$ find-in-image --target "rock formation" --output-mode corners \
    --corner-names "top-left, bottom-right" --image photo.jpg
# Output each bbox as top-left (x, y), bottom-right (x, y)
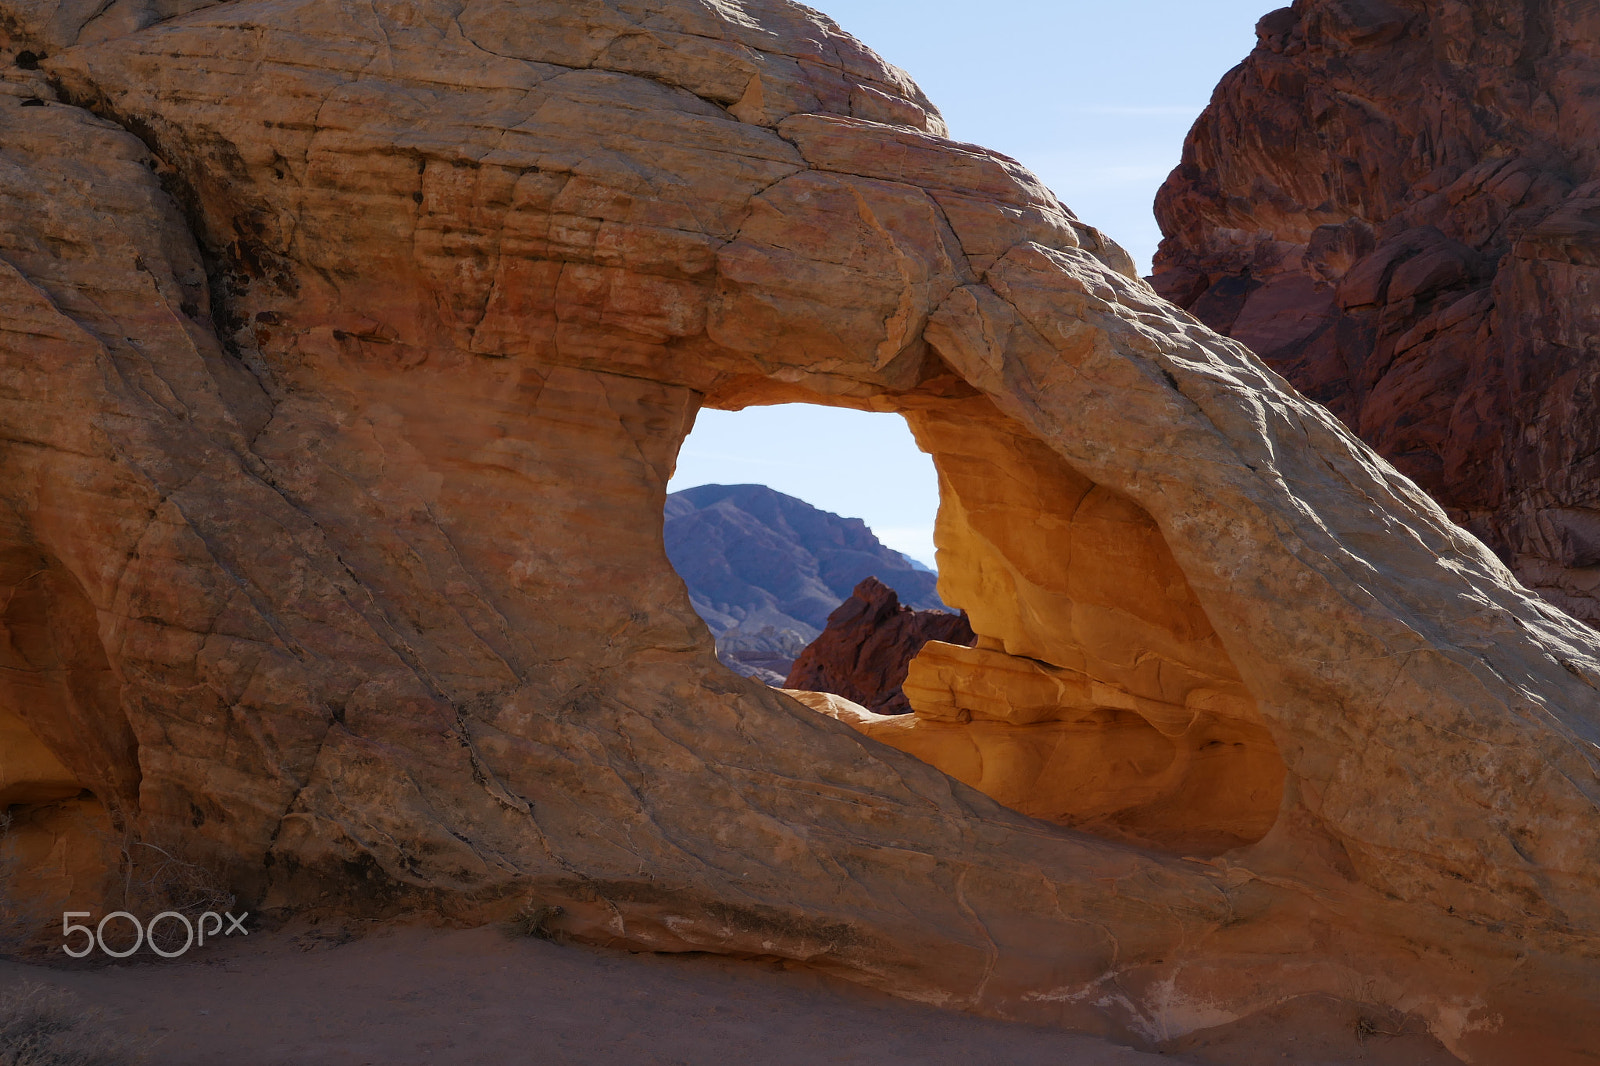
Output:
top-left (783, 576), bottom-right (973, 713)
top-left (1153, 0), bottom-right (1600, 627)
top-left (663, 483), bottom-right (943, 680)
top-left (0, 1), bottom-right (1597, 1061)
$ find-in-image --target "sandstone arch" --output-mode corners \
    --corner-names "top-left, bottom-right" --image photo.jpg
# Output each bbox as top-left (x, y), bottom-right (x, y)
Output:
top-left (0, 1), bottom-right (1596, 1060)
top-left (792, 393), bottom-right (1288, 856)
top-left (712, 386), bottom-right (1288, 857)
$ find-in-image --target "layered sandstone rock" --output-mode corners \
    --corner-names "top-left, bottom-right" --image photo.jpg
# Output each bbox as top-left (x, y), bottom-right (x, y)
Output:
top-left (825, 397), bottom-right (1286, 854)
top-left (783, 577), bottom-right (973, 713)
top-left (0, 1), bottom-right (1596, 1061)
top-left (1153, 0), bottom-right (1600, 626)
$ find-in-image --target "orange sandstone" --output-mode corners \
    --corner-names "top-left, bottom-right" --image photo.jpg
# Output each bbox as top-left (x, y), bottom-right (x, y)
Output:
top-left (0, 2), bottom-right (1594, 1062)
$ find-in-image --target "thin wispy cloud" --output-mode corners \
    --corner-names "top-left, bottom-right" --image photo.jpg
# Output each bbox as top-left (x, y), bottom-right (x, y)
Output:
top-left (1022, 156), bottom-right (1182, 192)
top-left (676, 449), bottom-right (810, 469)
top-left (1064, 104), bottom-right (1206, 116)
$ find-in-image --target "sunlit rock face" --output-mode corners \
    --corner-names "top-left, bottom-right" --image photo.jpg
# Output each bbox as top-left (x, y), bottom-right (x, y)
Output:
top-left (1153, 0), bottom-right (1600, 629)
top-left (895, 396), bottom-right (1284, 855)
top-left (0, 1), bottom-right (1598, 1060)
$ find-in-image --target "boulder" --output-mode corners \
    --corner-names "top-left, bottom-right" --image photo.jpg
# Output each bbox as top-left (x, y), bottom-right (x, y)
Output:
top-left (783, 576), bottom-right (974, 713)
top-left (0, 1), bottom-right (1596, 1060)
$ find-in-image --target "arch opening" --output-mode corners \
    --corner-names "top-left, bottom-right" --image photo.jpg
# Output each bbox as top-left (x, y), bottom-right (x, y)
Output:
top-left (665, 404), bottom-right (949, 685)
top-left (674, 386), bottom-right (1286, 859)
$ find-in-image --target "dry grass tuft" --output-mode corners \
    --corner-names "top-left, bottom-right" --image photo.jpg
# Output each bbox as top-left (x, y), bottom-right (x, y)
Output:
top-left (0, 983), bottom-right (148, 1066)
top-left (506, 902), bottom-right (564, 941)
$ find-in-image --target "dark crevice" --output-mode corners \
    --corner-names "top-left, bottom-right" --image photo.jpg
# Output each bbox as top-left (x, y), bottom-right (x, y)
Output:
top-left (1515, 0), bottom-right (1553, 83)
top-left (42, 73), bottom-right (286, 375)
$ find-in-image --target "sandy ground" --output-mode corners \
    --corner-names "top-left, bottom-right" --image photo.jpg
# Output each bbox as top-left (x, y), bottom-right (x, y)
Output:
top-left (2, 922), bottom-right (1184, 1065)
top-left (1, 921), bottom-right (1467, 1065)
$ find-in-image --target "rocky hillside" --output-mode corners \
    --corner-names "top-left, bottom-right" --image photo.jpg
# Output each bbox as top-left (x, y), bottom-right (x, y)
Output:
top-left (1154, 0), bottom-right (1600, 625)
top-left (664, 484), bottom-right (943, 681)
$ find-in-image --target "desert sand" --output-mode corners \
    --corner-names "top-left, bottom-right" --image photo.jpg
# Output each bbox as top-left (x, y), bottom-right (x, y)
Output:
top-left (1, 921), bottom-right (1471, 1065)
top-left (1, 924), bottom-right (1178, 1066)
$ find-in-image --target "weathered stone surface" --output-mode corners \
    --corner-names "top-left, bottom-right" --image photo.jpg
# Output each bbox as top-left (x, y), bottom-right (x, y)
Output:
top-left (1153, 0), bottom-right (1600, 627)
top-left (0, 2), bottom-right (1596, 1061)
top-left (783, 576), bottom-right (974, 713)
top-left (803, 392), bottom-right (1288, 853)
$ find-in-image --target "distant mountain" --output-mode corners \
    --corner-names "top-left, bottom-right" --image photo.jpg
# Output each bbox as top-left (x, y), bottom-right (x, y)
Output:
top-left (664, 484), bottom-right (945, 682)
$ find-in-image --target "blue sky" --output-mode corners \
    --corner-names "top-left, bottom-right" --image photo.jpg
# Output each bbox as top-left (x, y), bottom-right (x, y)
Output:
top-left (820, 0), bottom-right (1269, 277)
top-left (669, 1), bottom-right (1269, 566)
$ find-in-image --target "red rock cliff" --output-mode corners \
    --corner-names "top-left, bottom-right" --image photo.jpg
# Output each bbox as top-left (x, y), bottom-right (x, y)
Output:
top-left (1154, 0), bottom-right (1600, 625)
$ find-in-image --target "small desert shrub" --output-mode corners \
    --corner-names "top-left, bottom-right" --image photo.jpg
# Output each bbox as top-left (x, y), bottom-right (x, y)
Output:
top-left (507, 902), bottom-right (564, 940)
top-left (107, 839), bottom-right (236, 957)
top-left (0, 809), bottom-right (236, 958)
top-left (0, 983), bottom-right (146, 1066)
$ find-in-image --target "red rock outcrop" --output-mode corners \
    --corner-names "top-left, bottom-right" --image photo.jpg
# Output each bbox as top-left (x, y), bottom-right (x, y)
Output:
top-left (0, 2), bottom-right (1597, 1061)
top-left (784, 577), bottom-right (974, 713)
top-left (1153, 0), bottom-right (1600, 626)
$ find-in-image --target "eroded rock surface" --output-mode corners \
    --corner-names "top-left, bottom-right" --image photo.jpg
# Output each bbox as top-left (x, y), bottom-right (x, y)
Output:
top-left (815, 395), bottom-right (1287, 854)
top-left (0, 2), bottom-right (1596, 1062)
top-left (783, 577), bottom-right (973, 713)
top-left (1154, 0), bottom-right (1600, 626)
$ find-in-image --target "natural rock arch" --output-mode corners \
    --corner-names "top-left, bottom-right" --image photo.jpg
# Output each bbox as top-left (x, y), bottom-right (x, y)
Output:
top-left (897, 395), bottom-right (1284, 856)
top-left (0, 1), bottom-right (1597, 1060)
top-left (713, 387), bottom-right (1287, 857)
